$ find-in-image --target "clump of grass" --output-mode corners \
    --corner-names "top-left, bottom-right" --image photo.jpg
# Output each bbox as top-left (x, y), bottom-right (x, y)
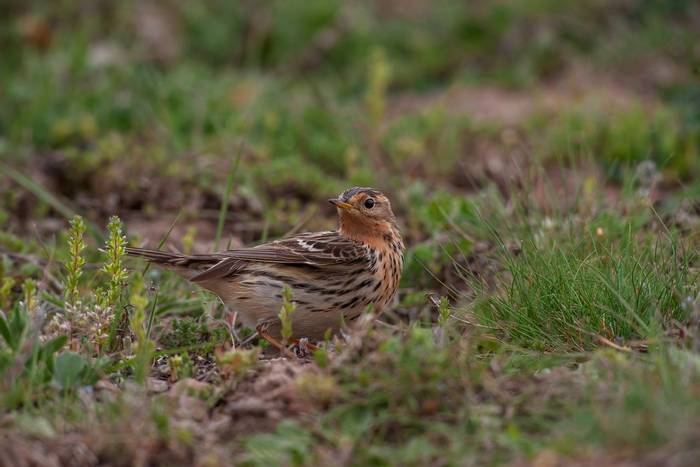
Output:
top-left (471, 214), bottom-right (696, 351)
top-left (160, 317), bottom-right (227, 354)
top-left (161, 318), bottom-right (207, 349)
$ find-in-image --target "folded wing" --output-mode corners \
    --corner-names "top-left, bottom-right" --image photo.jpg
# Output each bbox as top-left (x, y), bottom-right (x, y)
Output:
top-left (190, 231), bottom-right (369, 282)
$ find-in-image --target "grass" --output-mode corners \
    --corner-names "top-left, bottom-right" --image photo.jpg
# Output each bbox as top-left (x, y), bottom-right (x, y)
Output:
top-left (2, 1), bottom-right (700, 465)
top-left (530, 105), bottom-right (700, 180)
top-left (471, 203), bottom-right (696, 351)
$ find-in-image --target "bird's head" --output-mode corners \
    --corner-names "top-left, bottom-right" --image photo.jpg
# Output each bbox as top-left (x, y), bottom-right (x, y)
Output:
top-left (329, 187), bottom-right (400, 245)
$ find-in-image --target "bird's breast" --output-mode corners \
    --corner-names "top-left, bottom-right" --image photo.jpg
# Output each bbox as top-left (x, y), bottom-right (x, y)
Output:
top-left (372, 244), bottom-right (404, 307)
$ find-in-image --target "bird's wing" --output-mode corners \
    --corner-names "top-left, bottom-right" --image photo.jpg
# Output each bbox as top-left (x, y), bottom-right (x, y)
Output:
top-left (190, 231), bottom-right (369, 282)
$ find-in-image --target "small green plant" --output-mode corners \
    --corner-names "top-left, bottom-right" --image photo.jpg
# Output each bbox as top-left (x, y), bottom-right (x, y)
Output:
top-left (168, 353), bottom-right (194, 382)
top-left (52, 351), bottom-right (98, 392)
top-left (22, 279), bottom-right (37, 313)
top-left (0, 303), bottom-right (29, 354)
top-left (0, 301), bottom-right (69, 409)
top-left (0, 277), bottom-right (14, 310)
top-left (101, 216), bottom-right (128, 309)
top-left (130, 297), bottom-right (156, 386)
top-left (102, 216), bottom-right (129, 351)
top-left (215, 347), bottom-right (259, 377)
top-left (278, 285), bottom-right (297, 346)
top-left (161, 318), bottom-right (204, 349)
top-left (64, 215), bottom-right (87, 307)
top-left (160, 317), bottom-right (227, 354)
top-left (437, 296), bottom-right (450, 327)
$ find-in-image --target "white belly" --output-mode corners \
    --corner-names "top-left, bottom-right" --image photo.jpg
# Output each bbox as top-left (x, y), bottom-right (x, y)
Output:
top-left (201, 273), bottom-right (369, 340)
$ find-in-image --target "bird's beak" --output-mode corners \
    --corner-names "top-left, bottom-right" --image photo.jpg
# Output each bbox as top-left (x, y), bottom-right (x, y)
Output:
top-left (328, 198), bottom-right (353, 210)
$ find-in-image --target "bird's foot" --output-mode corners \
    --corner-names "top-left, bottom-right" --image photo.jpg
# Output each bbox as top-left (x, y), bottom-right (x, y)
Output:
top-left (255, 323), bottom-right (296, 359)
top-left (291, 338), bottom-right (318, 358)
top-left (255, 322), bottom-right (320, 359)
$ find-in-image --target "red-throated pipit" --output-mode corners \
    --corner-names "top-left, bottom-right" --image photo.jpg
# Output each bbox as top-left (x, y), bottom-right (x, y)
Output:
top-left (126, 187), bottom-right (404, 352)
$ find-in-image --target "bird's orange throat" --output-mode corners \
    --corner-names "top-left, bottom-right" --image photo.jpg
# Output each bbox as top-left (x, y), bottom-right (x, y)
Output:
top-left (339, 215), bottom-right (402, 250)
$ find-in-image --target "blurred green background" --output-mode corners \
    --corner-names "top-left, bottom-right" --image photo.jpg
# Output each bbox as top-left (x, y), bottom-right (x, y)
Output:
top-left (1, 0), bottom-right (699, 281)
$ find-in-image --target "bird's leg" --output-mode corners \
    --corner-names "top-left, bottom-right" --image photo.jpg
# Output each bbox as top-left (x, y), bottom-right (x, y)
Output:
top-left (225, 309), bottom-right (239, 349)
top-left (256, 322), bottom-right (296, 359)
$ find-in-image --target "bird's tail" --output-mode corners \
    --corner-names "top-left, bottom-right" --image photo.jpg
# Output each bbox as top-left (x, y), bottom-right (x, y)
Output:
top-left (125, 247), bottom-right (224, 279)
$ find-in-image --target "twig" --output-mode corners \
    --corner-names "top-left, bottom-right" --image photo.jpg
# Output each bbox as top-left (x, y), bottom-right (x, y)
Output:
top-left (557, 318), bottom-right (632, 353)
top-left (595, 335), bottom-right (631, 353)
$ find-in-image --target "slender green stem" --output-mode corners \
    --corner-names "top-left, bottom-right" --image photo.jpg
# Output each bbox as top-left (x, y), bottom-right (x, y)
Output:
top-left (1, 162), bottom-right (103, 242)
top-left (214, 147), bottom-right (243, 251)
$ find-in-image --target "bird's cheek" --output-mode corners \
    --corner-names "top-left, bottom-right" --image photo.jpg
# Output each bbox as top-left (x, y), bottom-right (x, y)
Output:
top-left (341, 209), bottom-right (360, 219)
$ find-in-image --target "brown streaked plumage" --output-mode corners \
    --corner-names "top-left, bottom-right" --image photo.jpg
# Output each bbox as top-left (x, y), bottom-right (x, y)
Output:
top-left (126, 187), bottom-right (404, 348)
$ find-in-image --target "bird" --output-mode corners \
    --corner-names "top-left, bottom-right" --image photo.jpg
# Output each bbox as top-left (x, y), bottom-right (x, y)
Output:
top-left (126, 187), bottom-right (404, 354)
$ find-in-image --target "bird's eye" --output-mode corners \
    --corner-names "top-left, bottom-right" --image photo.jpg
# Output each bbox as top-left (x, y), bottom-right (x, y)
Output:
top-left (364, 198), bottom-right (375, 209)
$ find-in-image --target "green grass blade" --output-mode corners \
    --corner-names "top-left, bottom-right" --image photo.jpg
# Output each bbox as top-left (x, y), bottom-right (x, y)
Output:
top-left (0, 162), bottom-right (103, 242)
top-left (0, 313), bottom-right (13, 350)
top-left (214, 147), bottom-right (242, 251)
top-left (141, 208), bottom-right (183, 276)
top-left (145, 289), bottom-right (159, 340)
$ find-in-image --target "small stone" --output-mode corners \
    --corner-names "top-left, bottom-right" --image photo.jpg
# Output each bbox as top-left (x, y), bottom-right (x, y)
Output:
top-left (532, 449), bottom-right (559, 467)
top-left (171, 378), bottom-right (211, 397)
top-left (147, 377), bottom-right (169, 393)
top-left (226, 397), bottom-right (269, 415)
top-left (95, 379), bottom-right (119, 393)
